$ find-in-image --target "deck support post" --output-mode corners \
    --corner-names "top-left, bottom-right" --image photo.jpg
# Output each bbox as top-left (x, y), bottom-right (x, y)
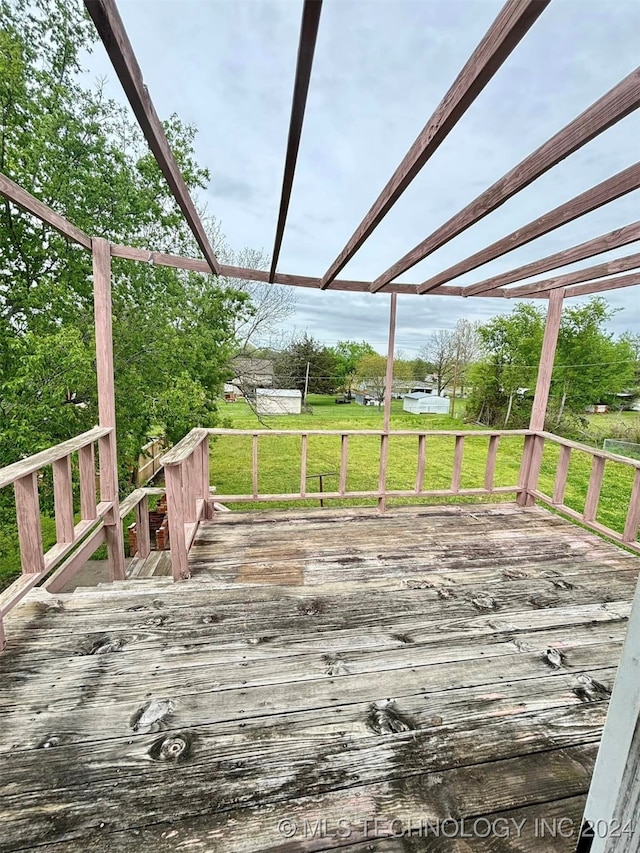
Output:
top-left (379, 293), bottom-right (397, 512)
top-left (92, 237), bottom-right (126, 580)
top-left (517, 287), bottom-right (564, 507)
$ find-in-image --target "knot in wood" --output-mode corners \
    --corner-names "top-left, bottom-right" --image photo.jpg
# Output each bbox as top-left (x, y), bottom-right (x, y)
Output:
top-left (149, 732), bottom-right (192, 763)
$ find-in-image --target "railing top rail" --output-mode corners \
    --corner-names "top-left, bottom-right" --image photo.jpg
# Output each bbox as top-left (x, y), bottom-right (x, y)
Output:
top-left (0, 426), bottom-right (112, 490)
top-left (539, 431), bottom-right (640, 470)
top-left (206, 428), bottom-right (534, 438)
top-left (160, 428), bottom-right (209, 466)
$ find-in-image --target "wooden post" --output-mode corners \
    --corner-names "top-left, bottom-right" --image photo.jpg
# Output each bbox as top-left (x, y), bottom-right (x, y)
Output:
top-left (379, 293), bottom-right (397, 512)
top-left (517, 287), bottom-right (564, 507)
top-left (135, 493), bottom-right (151, 559)
top-left (383, 293), bottom-right (397, 433)
top-left (92, 237), bottom-right (126, 580)
top-left (200, 435), bottom-right (211, 518)
top-left (165, 463), bottom-right (189, 581)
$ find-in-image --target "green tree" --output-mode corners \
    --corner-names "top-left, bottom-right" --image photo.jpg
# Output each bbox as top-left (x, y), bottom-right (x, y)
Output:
top-left (273, 334), bottom-right (337, 398)
top-left (331, 340), bottom-right (376, 397)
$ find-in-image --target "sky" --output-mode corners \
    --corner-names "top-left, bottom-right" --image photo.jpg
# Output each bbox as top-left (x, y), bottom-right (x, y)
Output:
top-left (81, 0), bottom-right (640, 355)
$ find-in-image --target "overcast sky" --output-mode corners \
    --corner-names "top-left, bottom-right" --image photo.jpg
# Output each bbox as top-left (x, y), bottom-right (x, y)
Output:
top-left (82, 0), bottom-right (639, 355)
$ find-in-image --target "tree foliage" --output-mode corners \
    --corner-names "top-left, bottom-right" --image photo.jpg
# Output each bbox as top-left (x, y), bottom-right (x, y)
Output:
top-left (273, 334), bottom-right (337, 397)
top-left (0, 0), bottom-right (256, 490)
top-left (465, 299), bottom-right (636, 428)
top-left (330, 340), bottom-right (376, 397)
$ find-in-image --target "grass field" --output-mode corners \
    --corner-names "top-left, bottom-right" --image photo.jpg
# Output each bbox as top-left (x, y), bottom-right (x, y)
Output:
top-left (1, 396), bottom-right (637, 591)
top-left (211, 395), bottom-right (637, 537)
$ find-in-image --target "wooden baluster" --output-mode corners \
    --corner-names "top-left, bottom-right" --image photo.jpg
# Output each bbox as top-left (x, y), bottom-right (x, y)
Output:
top-left (14, 473), bottom-right (45, 574)
top-left (415, 434), bottom-right (426, 494)
top-left (451, 435), bottom-right (464, 493)
top-left (553, 445), bottom-right (571, 505)
top-left (339, 434), bottom-right (348, 496)
top-left (165, 463), bottom-right (188, 581)
top-left (584, 456), bottom-right (606, 523)
top-left (300, 434), bottom-right (307, 498)
top-left (484, 435), bottom-right (500, 492)
top-left (378, 434), bottom-right (389, 512)
top-left (78, 443), bottom-right (97, 520)
top-left (623, 469), bottom-right (640, 543)
top-left (135, 493), bottom-right (151, 559)
top-left (52, 455), bottom-right (74, 545)
top-left (183, 453), bottom-right (197, 523)
top-left (200, 435), bottom-right (211, 518)
top-left (252, 434), bottom-right (259, 499)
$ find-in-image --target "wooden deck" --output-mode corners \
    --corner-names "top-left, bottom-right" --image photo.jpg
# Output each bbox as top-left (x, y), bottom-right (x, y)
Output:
top-left (1, 503), bottom-right (638, 852)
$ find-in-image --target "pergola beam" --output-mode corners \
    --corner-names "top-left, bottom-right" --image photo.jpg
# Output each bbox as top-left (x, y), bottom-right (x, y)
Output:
top-left (269, 0), bottom-right (322, 283)
top-left (561, 270), bottom-right (640, 299)
top-left (369, 67), bottom-right (640, 293)
top-left (505, 251), bottom-right (640, 298)
top-left (84, 0), bottom-right (221, 275)
top-left (448, 162), bottom-right (640, 295)
top-left (320, 0), bottom-right (550, 290)
top-left (109, 242), bottom-right (514, 295)
top-left (457, 221), bottom-right (640, 296)
top-left (0, 172), bottom-right (92, 250)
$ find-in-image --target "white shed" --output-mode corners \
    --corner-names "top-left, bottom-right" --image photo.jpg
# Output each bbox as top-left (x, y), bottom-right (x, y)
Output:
top-left (255, 388), bottom-right (302, 415)
top-left (403, 392), bottom-right (449, 415)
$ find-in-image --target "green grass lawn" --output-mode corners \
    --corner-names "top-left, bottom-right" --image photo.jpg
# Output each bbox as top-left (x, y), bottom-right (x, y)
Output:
top-left (211, 396), bottom-right (637, 541)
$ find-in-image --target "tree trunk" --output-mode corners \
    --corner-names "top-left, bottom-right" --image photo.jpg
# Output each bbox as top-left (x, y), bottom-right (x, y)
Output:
top-left (556, 384), bottom-right (568, 425)
top-left (504, 392), bottom-right (514, 427)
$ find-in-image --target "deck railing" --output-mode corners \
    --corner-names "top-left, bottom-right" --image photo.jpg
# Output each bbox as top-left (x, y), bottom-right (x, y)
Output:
top-left (2, 424), bottom-right (639, 646)
top-left (527, 431), bottom-right (640, 554)
top-left (0, 427), bottom-right (114, 645)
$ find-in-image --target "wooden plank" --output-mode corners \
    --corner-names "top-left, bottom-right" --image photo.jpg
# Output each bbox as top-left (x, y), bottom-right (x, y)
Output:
top-left (165, 463), bottom-right (188, 581)
top-left (183, 453), bottom-right (197, 524)
top-left (320, 0), bottom-right (550, 289)
top-left (623, 469), bottom-right (640, 543)
top-left (446, 221), bottom-right (640, 296)
top-left (457, 165), bottom-right (640, 297)
top-left (210, 485), bottom-right (519, 503)
top-left (383, 293), bottom-right (397, 433)
top-left (415, 434), bottom-right (426, 493)
top-left (538, 431), bottom-right (640, 469)
top-left (451, 435), bottom-right (465, 492)
top-left (93, 237), bottom-right (126, 581)
top-left (135, 493), bottom-right (151, 559)
top-left (584, 455), bottom-right (606, 523)
top-left (530, 289), bottom-right (564, 431)
top-left (269, 0), bottom-right (323, 282)
top-left (300, 434), bottom-right (308, 497)
top-left (553, 444), bottom-right (572, 505)
top-left (378, 434), bottom-right (389, 513)
top-left (252, 434), bottom-right (259, 499)
top-left (44, 525), bottom-right (106, 594)
top-left (78, 443), bottom-right (97, 520)
top-left (369, 67), bottom-right (640, 293)
top-left (13, 473), bottom-right (44, 575)
top-left (582, 542), bottom-right (640, 853)
top-left (484, 435), bottom-right (500, 490)
top-left (52, 455), bottom-right (75, 545)
top-left (562, 270), bottom-right (640, 299)
top-left (207, 427), bottom-right (532, 438)
top-left (505, 250), bottom-right (640, 298)
top-left (161, 428), bottom-right (208, 465)
top-left (84, 0), bottom-right (221, 274)
top-left (339, 434), bottom-right (348, 495)
top-left (0, 171), bottom-right (91, 249)
top-left (0, 426), bottom-right (110, 490)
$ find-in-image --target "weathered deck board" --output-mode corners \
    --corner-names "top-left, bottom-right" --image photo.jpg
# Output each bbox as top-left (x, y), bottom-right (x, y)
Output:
top-left (0, 503), bottom-right (637, 852)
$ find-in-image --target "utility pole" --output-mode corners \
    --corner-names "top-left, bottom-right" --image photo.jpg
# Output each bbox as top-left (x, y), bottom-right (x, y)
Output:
top-left (303, 361), bottom-right (310, 403)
